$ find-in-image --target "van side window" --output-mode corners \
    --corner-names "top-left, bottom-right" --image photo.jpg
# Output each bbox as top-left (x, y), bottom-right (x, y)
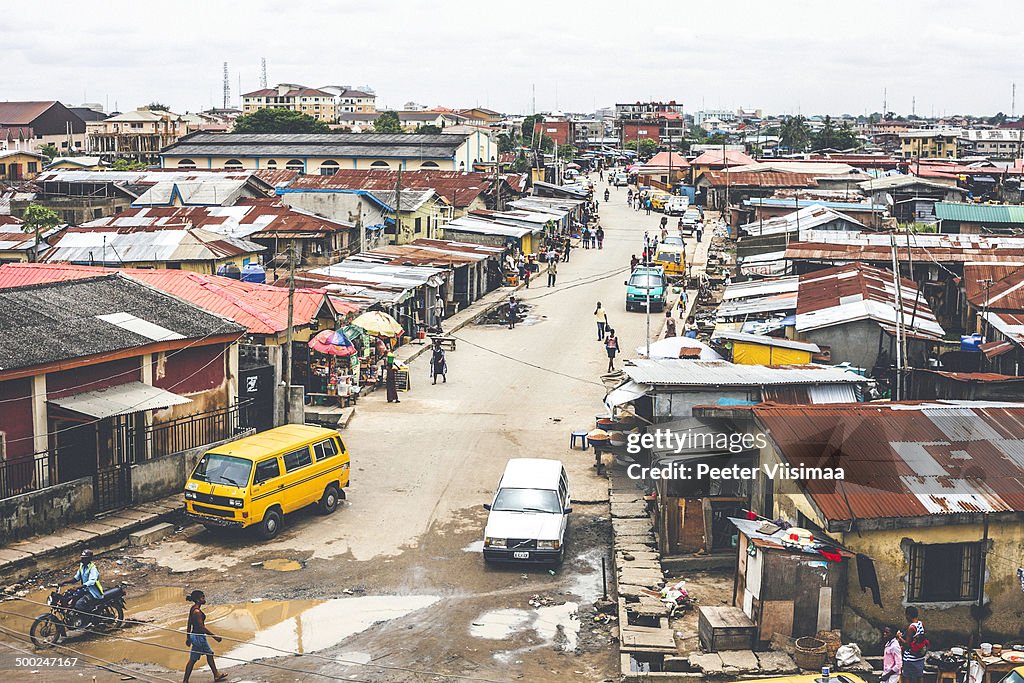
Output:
top-left (313, 438), bottom-right (338, 461)
top-left (283, 447), bottom-right (313, 472)
top-left (254, 458), bottom-right (280, 484)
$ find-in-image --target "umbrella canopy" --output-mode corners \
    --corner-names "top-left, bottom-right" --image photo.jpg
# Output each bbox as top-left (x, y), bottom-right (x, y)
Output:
top-left (636, 337), bottom-right (723, 360)
top-left (565, 162), bottom-right (581, 169)
top-left (351, 311), bottom-right (405, 337)
top-left (625, 164), bottom-right (642, 172)
top-left (308, 329), bottom-right (358, 357)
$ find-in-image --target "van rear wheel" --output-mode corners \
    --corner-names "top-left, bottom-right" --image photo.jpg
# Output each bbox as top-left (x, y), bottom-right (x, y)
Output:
top-left (318, 485), bottom-right (340, 515)
top-left (258, 508), bottom-right (282, 541)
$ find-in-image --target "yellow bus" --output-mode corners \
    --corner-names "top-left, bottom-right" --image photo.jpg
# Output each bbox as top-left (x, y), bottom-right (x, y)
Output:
top-left (184, 424), bottom-right (350, 540)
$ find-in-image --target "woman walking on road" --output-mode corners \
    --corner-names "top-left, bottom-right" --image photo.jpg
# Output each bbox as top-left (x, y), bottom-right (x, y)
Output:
top-left (604, 328), bottom-right (620, 372)
top-left (595, 226), bottom-right (605, 249)
top-left (385, 355), bottom-right (400, 403)
top-left (594, 302), bottom-right (608, 341)
top-left (430, 342), bottom-right (448, 384)
top-left (183, 590), bottom-right (227, 683)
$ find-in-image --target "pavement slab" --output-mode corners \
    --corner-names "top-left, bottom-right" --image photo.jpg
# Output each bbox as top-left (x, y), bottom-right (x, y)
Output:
top-left (618, 568), bottom-right (665, 588)
top-left (688, 653), bottom-right (725, 674)
top-left (612, 519), bottom-right (653, 535)
top-left (719, 650), bottom-right (759, 671)
top-left (756, 651), bottom-right (799, 674)
top-left (610, 501), bottom-right (647, 518)
top-left (0, 548), bottom-right (33, 564)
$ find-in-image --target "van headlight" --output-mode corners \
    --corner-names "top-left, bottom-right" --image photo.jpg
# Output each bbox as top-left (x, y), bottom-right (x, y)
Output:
top-left (228, 498), bottom-right (244, 508)
top-left (484, 537), bottom-right (506, 548)
top-left (537, 540), bottom-right (561, 550)
top-left (184, 491), bottom-right (197, 500)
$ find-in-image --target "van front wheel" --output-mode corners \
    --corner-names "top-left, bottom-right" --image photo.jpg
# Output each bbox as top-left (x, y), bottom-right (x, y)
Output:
top-left (318, 485), bottom-right (340, 515)
top-left (258, 508), bottom-right (282, 540)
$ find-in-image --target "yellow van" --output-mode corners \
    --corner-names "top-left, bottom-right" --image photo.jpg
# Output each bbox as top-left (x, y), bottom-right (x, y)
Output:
top-left (654, 242), bottom-right (686, 279)
top-left (184, 424), bottom-right (350, 540)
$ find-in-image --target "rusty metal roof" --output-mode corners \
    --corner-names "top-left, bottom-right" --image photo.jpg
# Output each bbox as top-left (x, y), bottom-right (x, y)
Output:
top-left (690, 149), bottom-right (755, 167)
top-left (0, 101), bottom-right (59, 126)
top-left (753, 401), bottom-right (1024, 521)
top-left (796, 263), bottom-right (944, 340)
top-left (624, 359), bottom-right (866, 386)
top-left (0, 263), bottom-right (332, 335)
top-left (698, 171), bottom-right (819, 188)
top-left (786, 231), bottom-right (1024, 263)
top-left (963, 263), bottom-right (1024, 309)
top-left (286, 169), bottom-right (499, 208)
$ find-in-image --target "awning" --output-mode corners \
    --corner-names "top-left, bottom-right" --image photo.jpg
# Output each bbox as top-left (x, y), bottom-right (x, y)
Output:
top-left (604, 380), bottom-right (651, 410)
top-left (48, 382), bottom-right (191, 419)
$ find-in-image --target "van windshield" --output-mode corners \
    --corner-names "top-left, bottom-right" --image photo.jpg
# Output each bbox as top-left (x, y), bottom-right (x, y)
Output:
top-left (492, 488), bottom-right (561, 513)
top-left (629, 274), bottom-right (663, 289)
top-left (192, 453), bottom-right (252, 487)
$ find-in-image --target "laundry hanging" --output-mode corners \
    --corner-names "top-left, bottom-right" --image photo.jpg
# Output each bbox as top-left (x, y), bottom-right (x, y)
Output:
top-left (857, 553), bottom-right (883, 608)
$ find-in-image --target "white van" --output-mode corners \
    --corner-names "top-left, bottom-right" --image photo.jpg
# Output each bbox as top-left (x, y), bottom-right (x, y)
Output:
top-left (483, 459), bottom-right (571, 564)
top-left (613, 172), bottom-right (629, 186)
top-left (665, 195), bottom-right (690, 216)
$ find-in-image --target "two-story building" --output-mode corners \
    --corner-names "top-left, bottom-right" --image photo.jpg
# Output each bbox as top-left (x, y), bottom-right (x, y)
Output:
top-left (86, 108), bottom-right (191, 163)
top-left (0, 101), bottom-right (88, 154)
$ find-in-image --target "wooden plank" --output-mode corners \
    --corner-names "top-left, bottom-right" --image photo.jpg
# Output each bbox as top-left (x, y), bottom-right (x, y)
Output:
top-left (759, 600), bottom-right (794, 642)
top-left (817, 586), bottom-right (832, 632)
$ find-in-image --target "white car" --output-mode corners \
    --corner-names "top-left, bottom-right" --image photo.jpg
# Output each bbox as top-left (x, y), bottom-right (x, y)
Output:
top-left (665, 195), bottom-right (690, 216)
top-left (483, 458), bottom-right (571, 564)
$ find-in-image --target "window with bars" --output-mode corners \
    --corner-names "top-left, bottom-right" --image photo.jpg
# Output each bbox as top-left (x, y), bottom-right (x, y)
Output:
top-left (907, 542), bottom-right (982, 603)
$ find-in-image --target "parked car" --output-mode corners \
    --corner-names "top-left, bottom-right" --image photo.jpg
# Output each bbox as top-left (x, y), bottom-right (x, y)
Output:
top-left (665, 195), bottom-right (690, 216)
top-left (679, 208), bottom-right (701, 234)
top-left (654, 243), bottom-right (686, 279)
top-left (483, 458), bottom-right (571, 564)
top-left (625, 265), bottom-right (667, 312)
top-left (612, 172), bottom-right (629, 186)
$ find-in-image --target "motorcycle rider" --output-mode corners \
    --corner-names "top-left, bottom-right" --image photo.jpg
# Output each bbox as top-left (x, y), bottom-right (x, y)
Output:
top-left (60, 549), bottom-right (104, 619)
top-left (603, 188), bottom-right (610, 202)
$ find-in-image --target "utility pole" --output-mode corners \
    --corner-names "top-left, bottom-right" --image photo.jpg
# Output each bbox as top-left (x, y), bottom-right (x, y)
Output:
top-left (284, 242), bottom-right (296, 424)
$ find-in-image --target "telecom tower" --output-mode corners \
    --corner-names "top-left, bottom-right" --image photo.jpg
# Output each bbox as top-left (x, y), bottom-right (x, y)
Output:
top-left (260, 58), bottom-right (268, 88)
top-left (222, 62), bottom-right (230, 109)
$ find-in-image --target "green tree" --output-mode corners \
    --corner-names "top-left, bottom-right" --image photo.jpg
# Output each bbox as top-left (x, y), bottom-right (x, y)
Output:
top-left (538, 135), bottom-right (555, 153)
top-left (111, 159), bottom-right (148, 171)
top-left (812, 116), bottom-right (859, 150)
top-left (779, 115), bottom-right (811, 152)
top-left (146, 102), bottom-right (170, 112)
top-left (232, 108), bottom-right (331, 134)
top-left (520, 114), bottom-right (544, 144)
top-left (623, 140), bottom-right (638, 150)
top-left (637, 138), bottom-right (657, 157)
top-left (416, 124), bottom-right (442, 135)
top-left (497, 132), bottom-right (515, 153)
top-left (373, 111), bottom-right (403, 134)
top-left (21, 204), bottom-right (61, 262)
top-left (37, 143), bottom-right (59, 160)
top-left (557, 143), bottom-right (577, 159)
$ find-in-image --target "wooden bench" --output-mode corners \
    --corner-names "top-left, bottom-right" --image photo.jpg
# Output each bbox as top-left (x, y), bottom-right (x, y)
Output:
top-left (433, 336), bottom-right (456, 351)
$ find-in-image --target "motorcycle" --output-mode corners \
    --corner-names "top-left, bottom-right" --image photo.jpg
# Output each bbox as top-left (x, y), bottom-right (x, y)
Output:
top-left (603, 190), bottom-right (610, 201)
top-left (30, 584), bottom-right (127, 647)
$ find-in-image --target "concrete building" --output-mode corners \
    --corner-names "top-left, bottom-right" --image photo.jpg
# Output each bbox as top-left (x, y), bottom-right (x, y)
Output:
top-left (241, 84), bottom-right (337, 122)
top-left (86, 108), bottom-right (191, 163)
top-left (319, 86), bottom-right (377, 115)
top-left (161, 132), bottom-right (497, 174)
top-left (959, 128), bottom-right (1024, 159)
top-left (899, 129), bottom-right (960, 158)
top-left (337, 111), bottom-right (467, 133)
top-left (0, 150), bottom-right (47, 181)
top-left (0, 101), bottom-right (88, 154)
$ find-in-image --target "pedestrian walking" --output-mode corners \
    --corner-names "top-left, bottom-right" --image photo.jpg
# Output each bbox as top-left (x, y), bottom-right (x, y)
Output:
top-left (630, 254), bottom-right (639, 271)
top-left (595, 226), bottom-right (605, 249)
top-left (508, 296), bottom-right (518, 329)
top-left (385, 355), bottom-right (400, 403)
top-left (523, 266), bottom-right (531, 288)
top-left (660, 226), bottom-right (668, 242)
top-left (430, 342), bottom-right (447, 384)
top-left (183, 590), bottom-right (227, 683)
top-left (696, 221), bottom-right (704, 243)
top-left (562, 237), bottom-right (571, 262)
top-left (582, 226), bottom-right (591, 249)
top-left (594, 302), bottom-right (608, 341)
top-left (644, 198), bottom-right (652, 215)
top-left (604, 328), bottom-right (620, 372)
top-left (547, 259), bottom-right (557, 287)
top-left (433, 298), bottom-right (445, 327)
top-left (665, 314), bottom-right (677, 338)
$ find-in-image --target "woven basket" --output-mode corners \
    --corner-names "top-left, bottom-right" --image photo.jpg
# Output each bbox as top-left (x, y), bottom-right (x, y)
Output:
top-left (794, 636), bottom-right (827, 670)
top-left (816, 629), bottom-right (842, 661)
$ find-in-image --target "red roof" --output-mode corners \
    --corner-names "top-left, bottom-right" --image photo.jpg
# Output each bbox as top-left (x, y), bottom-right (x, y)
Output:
top-left (786, 242), bottom-right (1024, 264)
top-left (690, 149), bottom-right (755, 167)
top-left (0, 101), bottom-right (59, 126)
top-left (0, 215), bottom-right (22, 227)
top-left (698, 171), bottom-right (819, 188)
top-left (641, 151), bottom-right (690, 169)
top-left (963, 263), bottom-right (1024, 310)
top-left (288, 169), bottom-right (505, 208)
top-left (753, 402), bottom-right (1024, 521)
top-left (0, 263), bottom-right (333, 335)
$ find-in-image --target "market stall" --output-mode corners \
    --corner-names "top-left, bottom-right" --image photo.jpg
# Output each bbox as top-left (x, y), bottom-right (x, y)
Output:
top-left (306, 329), bottom-right (360, 406)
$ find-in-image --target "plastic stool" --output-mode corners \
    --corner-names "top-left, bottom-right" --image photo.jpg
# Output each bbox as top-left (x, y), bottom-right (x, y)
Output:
top-left (570, 431), bottom-right (589, 450)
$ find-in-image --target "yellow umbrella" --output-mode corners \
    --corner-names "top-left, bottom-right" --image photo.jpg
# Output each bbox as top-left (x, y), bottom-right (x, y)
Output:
top-left (351, 311), bottom-right (405, 337)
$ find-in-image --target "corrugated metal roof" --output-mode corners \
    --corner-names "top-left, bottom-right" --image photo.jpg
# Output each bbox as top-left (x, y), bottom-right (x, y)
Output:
top-left (287, 169), bottom-right (499, 208)
top-left (786, 231), bottom-right (1024, 263)
top-left (698, 171), bottom-right (819, 188)
top-left (753, 402), bottom-right (1024, 520)
top-left (723, 276), bottom-right (800, 301)
top-left (690, 149), bottom-right (755, 166)
top-left (738, 204), bottom-right (866, 236)
top-left (623, 359), bottom-right (866, 386)
top-left (711, 330), bottom-right (820, 353)
top-left (963, 263), bottom-right (1024, 309)
top-left (0, 101), bottom-right (59, 126)
top-left (745, 198), bottom-right (887, 212)
top-left (161, 133), bottom-right (469, 160)
top-left (48, 381), bottom-right (191, 419)
top-left (0, 263), bottom-right (331, 335)
top-left (935, 202), bottom-right (1024, 224)
top-left (796, 263), bottom-right (944, 339)
top-left (43, 224), bottom-right (264, 264)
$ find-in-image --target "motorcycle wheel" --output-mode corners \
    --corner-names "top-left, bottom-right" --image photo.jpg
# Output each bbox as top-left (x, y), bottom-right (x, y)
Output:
top-left (93, 603), bottom-right (125, 630)
top-left (29, 615), bottom-right (63, 648)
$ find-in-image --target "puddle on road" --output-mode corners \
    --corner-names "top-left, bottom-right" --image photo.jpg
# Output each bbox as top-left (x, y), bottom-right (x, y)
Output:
top-left (261, 558), bottom-right (303, 572)
top-left (470, 601), bottom-right (580, 652)
top-left (0, 587), bottom-right (437, 673)
top-left (570, 549), bottom-right (607, 602)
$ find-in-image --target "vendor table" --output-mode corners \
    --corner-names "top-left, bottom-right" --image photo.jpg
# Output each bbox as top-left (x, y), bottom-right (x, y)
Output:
top-left (970, 652), bottom-right (1022, 683)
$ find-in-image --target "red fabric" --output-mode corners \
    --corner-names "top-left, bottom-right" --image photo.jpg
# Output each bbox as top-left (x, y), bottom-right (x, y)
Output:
top-left (818, 549), bottom-right (843, 562)
top-left (746, 510), bottom-right (758, 521)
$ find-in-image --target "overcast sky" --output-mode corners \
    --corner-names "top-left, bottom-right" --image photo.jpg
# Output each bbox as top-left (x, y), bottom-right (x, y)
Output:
top-left (4, 0), bottom-right (1020, 118)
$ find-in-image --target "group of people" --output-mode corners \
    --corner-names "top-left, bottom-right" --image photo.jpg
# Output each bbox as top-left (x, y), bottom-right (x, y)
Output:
top-left (580, 225), bottom-right (606, 250)
top-left (880, 606), bottom-right (931, 683)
